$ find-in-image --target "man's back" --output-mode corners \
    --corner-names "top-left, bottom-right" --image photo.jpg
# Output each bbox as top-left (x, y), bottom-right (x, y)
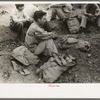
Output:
top-left (25, 22), bottom-right (38, 48)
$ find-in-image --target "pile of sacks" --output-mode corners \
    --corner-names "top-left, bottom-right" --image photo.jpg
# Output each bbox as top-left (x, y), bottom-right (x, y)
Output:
top-left (57, 35), bottom-right (90, 52)
top-left (36, 53), bottom-right (76, 83)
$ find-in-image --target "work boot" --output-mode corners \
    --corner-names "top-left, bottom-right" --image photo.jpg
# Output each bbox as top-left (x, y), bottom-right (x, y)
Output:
top-left (79, 26), bottom-right (85, 32)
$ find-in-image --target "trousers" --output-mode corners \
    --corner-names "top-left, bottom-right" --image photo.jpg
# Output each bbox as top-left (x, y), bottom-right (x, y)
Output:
top-left (28, 39), bottom-right (58, 56)
top-left (80, 15), bottom-right (100, 28)
top-left (10, 21), bottom-right (31, 42)
top-left (51, 7), bottom-right (70, 20)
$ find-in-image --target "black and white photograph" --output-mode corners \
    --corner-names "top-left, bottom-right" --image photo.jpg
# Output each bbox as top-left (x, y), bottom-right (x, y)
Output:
top-left (0, 2), bottom-right (100, 84)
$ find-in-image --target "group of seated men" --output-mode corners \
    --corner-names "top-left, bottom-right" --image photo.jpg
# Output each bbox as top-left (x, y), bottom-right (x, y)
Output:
top-left (10, 3), bottom-right (100, 57)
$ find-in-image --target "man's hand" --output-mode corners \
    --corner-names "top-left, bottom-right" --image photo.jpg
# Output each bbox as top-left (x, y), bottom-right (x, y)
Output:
top-left (84, 12), bottom-right (93, 17)
top-left (26, 17), bottom-right (34, 23)
top-left (51, 33), bottom-right (58, 39)
top-left (95, 13), bottom-right (98, 17)
top-left (95, 12), bottom-right (100, 17)
top-left (88, 13), bottom-right (94, 17)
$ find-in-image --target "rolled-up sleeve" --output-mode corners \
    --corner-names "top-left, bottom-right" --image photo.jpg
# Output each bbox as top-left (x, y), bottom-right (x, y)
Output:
top-left (34, 27), bottom-right (52, 40)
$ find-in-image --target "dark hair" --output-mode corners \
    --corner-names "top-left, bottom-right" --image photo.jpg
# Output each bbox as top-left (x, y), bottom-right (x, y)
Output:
top-left (15, 4), bottom-right (24, 9)
top-left (87, 4), bottom-right (94, 7)
top-left (34, 10), bottom-right (46, 22)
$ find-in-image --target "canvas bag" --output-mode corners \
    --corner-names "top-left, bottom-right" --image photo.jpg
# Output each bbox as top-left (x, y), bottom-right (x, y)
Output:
top-left (75, 40), bottom-right (90, 52)
top-left (12, 46), bottom-right (39, 66)
top-left (36, 54), bottom-right (76, 83)
top-left (57, 35), bottom-right (79, 50)
top-left (57, 35), bottom-right (90, 52)
top-left (67, 17), bottom-right (80, 34)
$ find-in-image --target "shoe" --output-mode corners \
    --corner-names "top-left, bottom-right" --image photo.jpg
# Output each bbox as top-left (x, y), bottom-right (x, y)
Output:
top-left (80, 27), bottom-right (91, 33)
top-left (18, 69), bottom-right (30, 76)
top-left (80, 27), bottom-right (85, 31)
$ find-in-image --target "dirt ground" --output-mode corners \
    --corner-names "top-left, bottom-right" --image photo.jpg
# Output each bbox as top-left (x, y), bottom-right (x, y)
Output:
top-left (0, 4), bottom-right (100, 83)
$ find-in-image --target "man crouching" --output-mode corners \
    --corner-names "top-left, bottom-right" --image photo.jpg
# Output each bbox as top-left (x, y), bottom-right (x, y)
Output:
top-left (25, 10), bottom-right (58, 56)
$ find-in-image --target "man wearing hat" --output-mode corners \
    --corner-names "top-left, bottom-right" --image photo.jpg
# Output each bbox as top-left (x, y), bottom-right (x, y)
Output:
top-left (25, 10), bottom-right (58, 56)
top-left (10, 4), bottom-right (33, 42)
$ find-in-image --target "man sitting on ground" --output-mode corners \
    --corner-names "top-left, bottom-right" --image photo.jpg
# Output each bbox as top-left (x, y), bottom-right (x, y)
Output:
top-left (49, 3), bottom-right (73, 21)
top-left (80, 4), bottom-right (100, 32)
top-left (25, 10), bottom-right (58, 56)
top-left (10, 4), bottom-right (33, 42)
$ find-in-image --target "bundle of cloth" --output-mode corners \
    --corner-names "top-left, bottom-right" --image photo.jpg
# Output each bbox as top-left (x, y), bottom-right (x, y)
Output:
top-left (66, 16), bottom-right (80, 34)
top-left (12, 46), bottom-right (39, 66)
top-left (36, 53), bottom-right (76, 83)
top-left (57, 35), bottom-right (90, 52)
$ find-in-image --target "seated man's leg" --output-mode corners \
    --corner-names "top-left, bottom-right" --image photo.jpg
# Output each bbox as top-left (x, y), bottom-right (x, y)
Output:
top-left (24, 21), bottom-right (32, 29)
top-left (10, 22), bottom-right (24, 41)
top-left (34, 39), bottom-right (58, 56)
top-left (80, 15), bottom-right (88, 29)
top-left (97, 16), bottom-right (100, 28)
top-left (10, 22), bottom-right (23, 34)
top-left (46, 39), bottom-right (58, 55)
top-left (34, 41), bottom-right (46, 55)
top-left (55, 8), bottom-right (67, 20)
top-left (51, 8), bottom-right (57, 20)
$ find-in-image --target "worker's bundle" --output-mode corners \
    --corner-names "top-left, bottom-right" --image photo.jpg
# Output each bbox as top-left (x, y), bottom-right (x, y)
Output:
top-left (57, 35), bottom-right (90, 52)
top-left (67, 16), bottom-right (80, 34)
top-left (12, 46), bottom-right (39, 66)
top-left (36, 53), bottom-right (76, 83)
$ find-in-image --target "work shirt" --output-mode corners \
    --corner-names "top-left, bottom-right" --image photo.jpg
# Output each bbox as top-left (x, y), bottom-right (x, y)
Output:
top-left (10, 7), bottom-right (29, 23)
top-left (25, 22), bottom-right (53, 48)
top-left (83, 4), bottom-right (100, 15)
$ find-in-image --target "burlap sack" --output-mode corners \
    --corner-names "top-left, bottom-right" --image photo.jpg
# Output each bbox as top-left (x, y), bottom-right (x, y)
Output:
top-left (37, 54), bottom-right (76, 83)
top-left (67, 17), bottom-right (80, 34)
top-left (12, 46), bottom-right (39, 66)
top-left (76, 40), bottom-right (90, 52)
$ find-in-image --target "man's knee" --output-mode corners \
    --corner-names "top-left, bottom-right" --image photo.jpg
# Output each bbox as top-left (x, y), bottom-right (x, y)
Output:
top-left (47, 39), bottom-right (55, 47)
top-left (47, 39), bottom-right (53, 43)
top-left (56, 8), bottom-right (66, 19)
top-left (15, 22), bottom-right (24, 27)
